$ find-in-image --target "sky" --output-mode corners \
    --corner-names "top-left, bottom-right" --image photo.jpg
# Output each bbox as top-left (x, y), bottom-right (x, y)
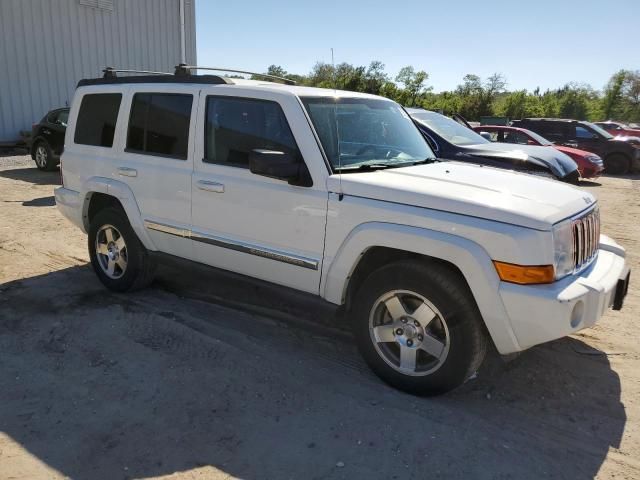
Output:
top-left (195, 0), bottom-right (639, 93)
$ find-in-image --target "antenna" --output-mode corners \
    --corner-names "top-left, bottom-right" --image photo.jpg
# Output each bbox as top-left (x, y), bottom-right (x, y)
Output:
top-left (331, 48), bottom-right (343, 199)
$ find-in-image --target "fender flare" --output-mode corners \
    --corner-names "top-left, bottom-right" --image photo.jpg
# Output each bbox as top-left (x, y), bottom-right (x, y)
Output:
top-left (80, 177), bottom-right (157, 251)
top-left (321, 222), bottom-right (521, 354)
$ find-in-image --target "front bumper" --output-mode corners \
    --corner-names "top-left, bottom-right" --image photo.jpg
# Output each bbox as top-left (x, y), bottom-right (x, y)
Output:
top-left (54, 187), bottom-right (85, 231)
top-left (498, 235), bottom-right (630, 352)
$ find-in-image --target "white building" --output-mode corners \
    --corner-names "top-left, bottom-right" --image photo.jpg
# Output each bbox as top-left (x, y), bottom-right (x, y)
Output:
top-left (0, 0), bottom-right (197, 142)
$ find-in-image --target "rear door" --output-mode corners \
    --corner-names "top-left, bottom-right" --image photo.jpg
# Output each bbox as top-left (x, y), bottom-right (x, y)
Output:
top-left (190, 89), bottom-right (329, 294)
top-left (112, 86), bottom-right (197, 259)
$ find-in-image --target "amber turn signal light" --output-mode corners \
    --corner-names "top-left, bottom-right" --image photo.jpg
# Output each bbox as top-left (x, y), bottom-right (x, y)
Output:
top-left (493, 261), bottom-right (555, 285)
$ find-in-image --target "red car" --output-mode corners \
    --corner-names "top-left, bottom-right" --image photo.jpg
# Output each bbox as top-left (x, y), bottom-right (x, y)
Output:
top-left (474, 125), bottom-right (605, 179)
top-left (594, 121), bottom-right (640, 138)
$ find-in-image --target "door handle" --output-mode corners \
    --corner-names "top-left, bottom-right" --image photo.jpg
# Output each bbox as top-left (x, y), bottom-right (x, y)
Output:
top-left (196, 180), bottom-right (224, 193)
top-left (117, 167), bottom-right (138, 177)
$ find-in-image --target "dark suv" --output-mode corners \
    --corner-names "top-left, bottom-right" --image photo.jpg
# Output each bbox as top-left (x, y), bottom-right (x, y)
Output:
top-left (511, 118), bottom-right (640, 174)
top-left (30, 107), bottom-right (69, 171)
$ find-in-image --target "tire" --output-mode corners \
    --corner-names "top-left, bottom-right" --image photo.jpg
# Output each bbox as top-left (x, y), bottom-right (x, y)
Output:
top-left (353, 260), bottom-right (488, 396)
top-left (561, 169), bottom-right (580, 185)
top-left (604, 153), bottom-right (630, 175)
top-left (33, 140), bottom-right (57, 171)
top-left (88, 207), bottom-right (156, 292)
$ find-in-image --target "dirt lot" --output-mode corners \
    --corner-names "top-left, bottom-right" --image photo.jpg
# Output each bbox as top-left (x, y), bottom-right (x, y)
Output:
top-left (1, 154), bottom-right (639, 480)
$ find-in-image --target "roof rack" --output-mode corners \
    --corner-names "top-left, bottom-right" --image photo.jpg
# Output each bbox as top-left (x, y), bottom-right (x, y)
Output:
top-left (77, 63), bottom-right (296, 88)
top-left (77, 65), bottom-right (232, 87)
top-left (174, 64), bottom-right (296, 85)
top-left (102, 67), bottom-right (173, 78)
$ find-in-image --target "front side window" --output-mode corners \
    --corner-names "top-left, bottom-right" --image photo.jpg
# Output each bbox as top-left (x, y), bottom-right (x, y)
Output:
top-left (302, 98), bottom-right (434, 171)
top-left (126, 93), bottom-right (193, 159)
top-left (576, 125), bottom-right (596, 139)
top-left (74, 93), bottom-right (122, 147)
top-left (204, 96), bottom-right (300, 167)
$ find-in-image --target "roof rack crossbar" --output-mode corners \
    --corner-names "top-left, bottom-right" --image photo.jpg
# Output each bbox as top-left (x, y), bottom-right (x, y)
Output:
top-left (102, 67), bottom-right (172, 78)
top-left (175, 65), bottom-right (296, 85)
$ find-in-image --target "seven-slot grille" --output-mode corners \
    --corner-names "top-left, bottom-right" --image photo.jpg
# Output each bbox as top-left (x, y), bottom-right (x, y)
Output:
top-left (572, 208), bottom-right (600, 271)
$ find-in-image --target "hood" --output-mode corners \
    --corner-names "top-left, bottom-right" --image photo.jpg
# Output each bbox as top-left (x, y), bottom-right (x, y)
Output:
top-left (456, 142), bottom-right (578, 178)
top-left (328, 161), bottom-right (595, 230)
top-left (612, 135), bottom-right (640, 146)
top-left (554, 145), bottom-right (595, 158)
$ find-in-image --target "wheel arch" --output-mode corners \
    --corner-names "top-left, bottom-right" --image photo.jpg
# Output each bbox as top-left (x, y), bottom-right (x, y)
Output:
top-left (81, 177), bottom-right (157, 251)
top-left (322, 222), bottom-right (522, 354)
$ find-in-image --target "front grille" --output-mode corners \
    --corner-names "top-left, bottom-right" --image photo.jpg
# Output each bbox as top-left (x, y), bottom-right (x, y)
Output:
top-left (572, 208), bottom-right (600, 271)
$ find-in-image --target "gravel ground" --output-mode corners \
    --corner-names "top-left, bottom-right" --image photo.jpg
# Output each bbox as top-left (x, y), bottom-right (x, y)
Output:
top-left (1, 156), bottom-right (639, 480)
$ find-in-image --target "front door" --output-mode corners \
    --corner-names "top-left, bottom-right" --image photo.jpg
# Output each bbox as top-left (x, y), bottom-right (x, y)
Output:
top-left (191, 92), bottom-right (328, 294)
top-left (570, 125), bottom-right (605, 157)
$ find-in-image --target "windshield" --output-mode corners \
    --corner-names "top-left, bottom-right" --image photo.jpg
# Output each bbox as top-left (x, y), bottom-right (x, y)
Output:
top-left (410, 110), bottom-right (489, 146)
top-left (300, 97), bottom-right (434, 171)
top-left (583, 121), bottom-right (614, 139)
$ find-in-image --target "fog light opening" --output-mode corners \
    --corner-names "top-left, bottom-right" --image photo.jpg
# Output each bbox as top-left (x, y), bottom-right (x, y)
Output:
top-left (570, 301), bottom-right (585, 329)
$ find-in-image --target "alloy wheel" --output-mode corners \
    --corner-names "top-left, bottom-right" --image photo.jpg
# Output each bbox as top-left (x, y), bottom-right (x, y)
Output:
top-left (95, 224), bottom-right (128, 279)
top-left (369, 290), bottom-right (450, 376)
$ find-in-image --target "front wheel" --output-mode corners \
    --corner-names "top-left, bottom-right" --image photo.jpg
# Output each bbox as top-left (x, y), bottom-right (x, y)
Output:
top-left (353, 260), bottom-right (488, 395)
top-left (33, 141), bottom-right (57, 171)
top-left (604, 153), bottom-right (630, 175)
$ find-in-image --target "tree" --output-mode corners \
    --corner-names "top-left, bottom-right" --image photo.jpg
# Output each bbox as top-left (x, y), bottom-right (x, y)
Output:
top-left (395, 66), bottom-right (430, 106)
top-left (363, 61), bottom-right (389, 95)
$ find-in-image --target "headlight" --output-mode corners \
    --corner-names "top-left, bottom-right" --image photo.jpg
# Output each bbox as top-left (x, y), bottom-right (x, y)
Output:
top-left (586, 155), bottom-right (603, 165)
top-left (553, 220), bottom-right (574, 279)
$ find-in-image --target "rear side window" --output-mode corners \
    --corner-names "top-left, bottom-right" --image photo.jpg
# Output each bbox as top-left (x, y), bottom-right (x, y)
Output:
top-left (126, 93), bottom-right (193, 159)
top-left (204, 96), bottom-right (299, 167)
top-left (74, 93), bottom-right (122, 147)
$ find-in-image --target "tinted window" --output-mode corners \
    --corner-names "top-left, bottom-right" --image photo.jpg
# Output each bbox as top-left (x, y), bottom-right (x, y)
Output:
top-left (204, 97), bottom-right (299, 167)
top-left (74, 94), bottom-right (122, 147)
top-left (575, 126), bottom-right (594, 139)
top-left (126, 93), bottom-right (193, 159)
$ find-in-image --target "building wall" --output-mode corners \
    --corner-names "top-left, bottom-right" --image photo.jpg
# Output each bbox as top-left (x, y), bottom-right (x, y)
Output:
top-left (0, 0), bottom-right (197, 141)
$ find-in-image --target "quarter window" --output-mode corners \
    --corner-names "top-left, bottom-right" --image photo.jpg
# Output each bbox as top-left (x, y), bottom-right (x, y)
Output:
top-left (74, 93), bottom-right (122, 147)
top-left (126, 93), bottom-right (193, 159)
top-left (204, 96), bottom-right (300, 167)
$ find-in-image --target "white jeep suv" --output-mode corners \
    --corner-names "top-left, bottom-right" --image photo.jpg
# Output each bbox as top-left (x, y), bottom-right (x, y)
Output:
top-left (55, 69), bottom-right (630, 395)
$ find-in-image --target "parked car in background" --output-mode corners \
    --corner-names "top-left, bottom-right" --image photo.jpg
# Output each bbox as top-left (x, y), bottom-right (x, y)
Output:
top-left (407, 109), bottom-right (580, 183)
top-left (594, 121), bottom-right (640, 138)
top-left (474, 125), bottom-right (604, 179)
top-left (511, 118), bottom-right (640, 174)
top-left (30, 107), bottom-right (69, 170)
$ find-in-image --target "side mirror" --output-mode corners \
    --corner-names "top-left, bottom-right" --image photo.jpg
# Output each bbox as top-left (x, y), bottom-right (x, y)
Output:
top-left (479, 132), bottom-right (492, 141)
top-left (249, 149), bottom-right (312, 187)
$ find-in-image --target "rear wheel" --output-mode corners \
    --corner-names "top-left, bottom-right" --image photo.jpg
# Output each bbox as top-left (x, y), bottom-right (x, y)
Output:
top-left (88, 207), bottom-right (155, 292)
top-left (605, 153), bottom-right (630, 175)
top-left (353, 260), bottom-right (488, 395)
top-left (33, 141), bottom-right (56, 171)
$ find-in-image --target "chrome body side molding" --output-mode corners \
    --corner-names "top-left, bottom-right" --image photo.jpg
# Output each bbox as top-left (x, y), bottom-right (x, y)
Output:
top-left (144, 220), bottom-right (319, 271)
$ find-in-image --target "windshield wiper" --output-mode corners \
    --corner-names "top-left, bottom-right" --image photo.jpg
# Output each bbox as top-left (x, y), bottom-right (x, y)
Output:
top-left (409, 157), bottom-right (438, 165)
top-left (335, 163), bottom-right (394, 173)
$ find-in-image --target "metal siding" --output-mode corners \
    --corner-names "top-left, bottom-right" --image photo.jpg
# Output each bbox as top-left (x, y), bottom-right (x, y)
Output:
top-left (0, 0), bottom-right (197, 141)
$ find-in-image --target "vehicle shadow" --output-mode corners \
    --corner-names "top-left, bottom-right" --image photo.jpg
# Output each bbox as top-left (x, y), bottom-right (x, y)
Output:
top-left (0, 167), bottom-right (59, 186)
top-left (0, 265), bottom-right (626, 480)
top-left (579, 179), bottom-right (601, 187)
top-left (22, 196), bottom-right (56, 207)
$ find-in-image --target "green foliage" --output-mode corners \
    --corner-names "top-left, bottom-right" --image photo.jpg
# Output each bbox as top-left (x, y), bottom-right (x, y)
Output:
top-left (255, 63), bottom-right (640, 122)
